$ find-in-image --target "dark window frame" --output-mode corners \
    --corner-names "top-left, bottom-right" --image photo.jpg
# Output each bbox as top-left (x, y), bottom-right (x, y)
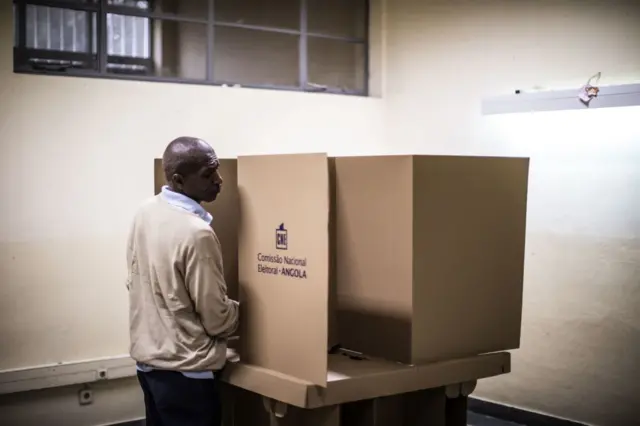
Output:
top-left (13, 0), bottom-right (370, 96)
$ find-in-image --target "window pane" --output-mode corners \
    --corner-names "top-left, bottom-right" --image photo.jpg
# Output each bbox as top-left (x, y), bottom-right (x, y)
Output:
top-left (106, 13), bottom-right (150, 57)
top-left (19, 5), bottom-right (96, 70)
top-left (107, 0), bottom-right (149, 8)
top-left (307, 0), bottom-right (367, 39)
top-left (26, 5), bottom-right (91, 52)
top-left (107, 16), bottom-right (207, 80)
top-left (213, 26), bottom-right (299, 87)
top-left (215, 0), bottom-right (299, 30)
top-left (107, 0), bottom-right (209, 21)
top-left (37, 0), bottom-right (99, 4)
top-left (308, 37), bottom-right (366, 93)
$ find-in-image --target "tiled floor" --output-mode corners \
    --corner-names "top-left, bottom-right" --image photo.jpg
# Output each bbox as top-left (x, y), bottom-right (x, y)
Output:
top-left (468, 412), bottom-right (524, 426)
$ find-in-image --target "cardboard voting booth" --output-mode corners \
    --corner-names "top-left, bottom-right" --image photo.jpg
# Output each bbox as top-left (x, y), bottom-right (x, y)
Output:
top-left (235, 154), bottom-right (528, 373)
top-left (236, 153), bottom-right (331, 387)
top-left (153, 153), bottom-right (530, 425)
top-left (333, 155), bottom-right (529, 364)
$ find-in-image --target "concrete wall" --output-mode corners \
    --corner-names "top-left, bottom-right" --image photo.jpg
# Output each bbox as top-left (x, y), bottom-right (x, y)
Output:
top-left (1, 0), bottom-right (640, 425)
top-left (383, 1), bottom-right (640, 425)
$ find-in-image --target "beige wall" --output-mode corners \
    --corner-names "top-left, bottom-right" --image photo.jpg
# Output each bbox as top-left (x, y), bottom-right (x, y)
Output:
top-left (0, 2), bottom-right (384, 369)
top-left (1, 0), bottom-right (640, 425)
top-left (1, 378), bottom-right (143, 426)
top-left (383, 1), bottom-right (640, 425)
top-left (0, 1), bottom-right (384, 424)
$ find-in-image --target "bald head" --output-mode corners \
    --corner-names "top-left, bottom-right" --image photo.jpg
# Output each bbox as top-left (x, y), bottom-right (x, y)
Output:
top-left (163, 136), bottom-right (217, 182)
top-left (162, 137), bottom-right (222, 203)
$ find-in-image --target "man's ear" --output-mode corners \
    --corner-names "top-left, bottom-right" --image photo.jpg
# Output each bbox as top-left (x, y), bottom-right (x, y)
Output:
top-left (171, 174), bottom-right (184, 189)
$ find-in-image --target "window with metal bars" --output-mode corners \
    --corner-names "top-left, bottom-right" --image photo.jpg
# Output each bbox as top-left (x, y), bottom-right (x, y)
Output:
top-left (13, 0), bottom-right (369, 95)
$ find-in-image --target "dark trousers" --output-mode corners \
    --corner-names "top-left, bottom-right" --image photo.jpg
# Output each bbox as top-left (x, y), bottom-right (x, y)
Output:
top-left (137, 370), bottom-right (222, 426)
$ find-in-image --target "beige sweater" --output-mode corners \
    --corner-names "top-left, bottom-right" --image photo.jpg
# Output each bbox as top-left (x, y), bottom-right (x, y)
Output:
top-left (126, 195), bottom-right (239, 371)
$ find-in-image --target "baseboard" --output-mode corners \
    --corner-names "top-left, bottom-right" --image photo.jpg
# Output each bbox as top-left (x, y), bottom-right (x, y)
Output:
top-left (109, 421), bottom-right (144, 426)
top-left (0, 355), bottom-right (135, 395)
top-left (468, 398), bottom-right (589, 426)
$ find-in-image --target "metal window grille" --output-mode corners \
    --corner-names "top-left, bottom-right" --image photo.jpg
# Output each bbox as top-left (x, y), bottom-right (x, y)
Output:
top-left (13, 0), bottom-right (369, 96)
top-left (22, 2), bottom-right (150, 72)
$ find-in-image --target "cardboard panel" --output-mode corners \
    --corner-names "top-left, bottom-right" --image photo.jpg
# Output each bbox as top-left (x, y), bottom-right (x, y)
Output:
top-left (339, 399), bottom-right (376, 426)
top-left (238, 153), bottom-right (330, 386)
top-left (327, 158), bottom-right (338, 351)
top-left (153, 158), bottom-right (164, 194)
top-left (153, 158), bottom-right (240, 300)
top-left (205, 160), bottom-right (240, 301)
top-left (274, 405), bottom-right (341, 426)
top-left (333, 156), bottom-right (415, 363)
top-left (412, 156), bottom-right (529, 362)
top-left (331, 155), bottom-right (528, 365)
top-left (229, 386), bottom-right (270, 426)
top-left (402, 389), bottom-right (446, 426)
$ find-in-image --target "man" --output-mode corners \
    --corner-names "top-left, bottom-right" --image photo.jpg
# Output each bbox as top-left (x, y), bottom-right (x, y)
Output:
top-left (126, 136), bottom-right (239, 426)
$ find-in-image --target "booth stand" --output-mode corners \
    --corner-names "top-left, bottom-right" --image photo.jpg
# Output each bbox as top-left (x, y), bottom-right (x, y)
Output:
top-left (221, 350), bottom-right (509, 426)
